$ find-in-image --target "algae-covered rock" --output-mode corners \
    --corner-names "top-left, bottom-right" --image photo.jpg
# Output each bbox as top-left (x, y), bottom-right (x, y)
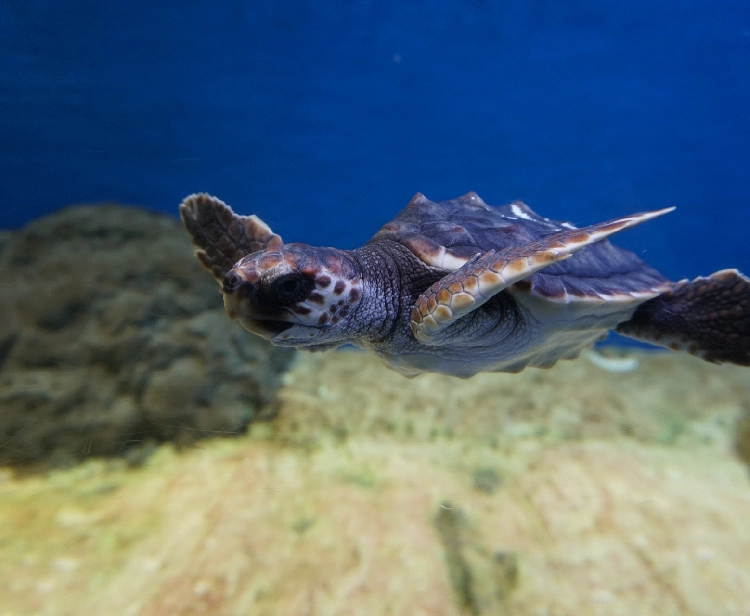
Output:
top-left (0, 205), bottom-right (294, 466)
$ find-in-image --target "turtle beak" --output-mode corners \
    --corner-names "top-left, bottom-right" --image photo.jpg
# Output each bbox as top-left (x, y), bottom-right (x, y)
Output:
top-left (237, 317), bottom-right (293, 340)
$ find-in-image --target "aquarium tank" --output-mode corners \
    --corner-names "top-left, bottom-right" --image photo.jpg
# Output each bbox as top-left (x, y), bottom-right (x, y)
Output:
top-left (1, 1), bottom-right (749, 614)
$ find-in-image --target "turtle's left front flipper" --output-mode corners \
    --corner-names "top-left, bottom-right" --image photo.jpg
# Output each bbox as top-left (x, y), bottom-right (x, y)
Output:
top-left (180, 193), bottom-right (283, 283)
top-left (616, 269), bottom-right (750, 366)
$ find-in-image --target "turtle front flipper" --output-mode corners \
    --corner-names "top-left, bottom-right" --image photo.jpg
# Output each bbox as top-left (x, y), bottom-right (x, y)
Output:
top-left (616, 269), bottom-right (750, 366)
top-left (180, 193), bottom-right (283, 283)
top-left (410, 207), bottom-right (674, 344)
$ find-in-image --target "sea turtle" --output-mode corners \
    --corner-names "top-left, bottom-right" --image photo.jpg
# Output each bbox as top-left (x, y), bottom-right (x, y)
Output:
top-left (180, 192), bottom-right (749, 377)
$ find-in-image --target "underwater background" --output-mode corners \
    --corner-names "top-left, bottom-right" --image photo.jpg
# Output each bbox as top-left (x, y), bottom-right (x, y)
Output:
top-left (2, 2), bottom-right (750, 615)
top-left (2, 0), bottom-right (749, 280)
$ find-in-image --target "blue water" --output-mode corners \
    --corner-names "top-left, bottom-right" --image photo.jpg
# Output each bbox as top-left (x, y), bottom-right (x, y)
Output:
top-left (1, 0), bottom-right (748, 281)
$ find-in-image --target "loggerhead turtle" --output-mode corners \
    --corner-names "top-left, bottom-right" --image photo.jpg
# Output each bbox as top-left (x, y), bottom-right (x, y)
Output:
top-left (180, 192), bottom-right (749, 378)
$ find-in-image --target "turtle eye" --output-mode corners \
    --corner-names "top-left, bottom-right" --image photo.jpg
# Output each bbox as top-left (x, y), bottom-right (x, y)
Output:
top-left (266, 274), bottom-right (312, 306)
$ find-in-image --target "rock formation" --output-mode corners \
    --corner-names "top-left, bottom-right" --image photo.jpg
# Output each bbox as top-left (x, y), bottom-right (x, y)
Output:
top-left (0, 204), bottom-right (295, 466)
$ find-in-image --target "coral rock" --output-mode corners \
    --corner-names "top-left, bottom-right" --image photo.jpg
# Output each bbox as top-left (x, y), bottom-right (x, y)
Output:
top-left (0, 205), bottom-right (294, 466)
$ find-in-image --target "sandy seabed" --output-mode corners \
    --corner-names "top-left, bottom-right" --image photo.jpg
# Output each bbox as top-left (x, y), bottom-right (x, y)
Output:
top-left (1, 348), bottom-right (749, 616)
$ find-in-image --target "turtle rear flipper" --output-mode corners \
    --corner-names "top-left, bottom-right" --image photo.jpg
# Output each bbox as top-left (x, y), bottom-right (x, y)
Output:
top-left (616, 269), bottom-right (750, 366)
top-left (180, 193), bottom-right (283, 283)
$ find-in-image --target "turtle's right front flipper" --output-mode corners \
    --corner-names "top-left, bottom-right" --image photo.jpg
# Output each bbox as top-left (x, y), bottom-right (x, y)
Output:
top-left (616, 269), bottom-right (750, 366)
top-left (180, 193), bottom-right (283, 283)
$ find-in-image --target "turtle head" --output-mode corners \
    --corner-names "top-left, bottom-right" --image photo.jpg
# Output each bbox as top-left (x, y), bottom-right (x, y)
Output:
top-left (221, 243), bottom-right (363, 348)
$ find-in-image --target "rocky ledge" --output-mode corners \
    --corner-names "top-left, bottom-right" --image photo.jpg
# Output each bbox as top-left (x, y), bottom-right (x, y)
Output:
top-left (0, 204), bottom-right (295, 467)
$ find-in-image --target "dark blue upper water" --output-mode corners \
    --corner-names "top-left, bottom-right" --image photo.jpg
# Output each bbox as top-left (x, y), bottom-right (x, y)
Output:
top-left (1, 0), bottom-right (748, 280)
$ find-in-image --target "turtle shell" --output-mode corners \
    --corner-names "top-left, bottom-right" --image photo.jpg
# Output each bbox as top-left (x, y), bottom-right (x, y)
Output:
top-left (370, 192), bottom-right (671, 305)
